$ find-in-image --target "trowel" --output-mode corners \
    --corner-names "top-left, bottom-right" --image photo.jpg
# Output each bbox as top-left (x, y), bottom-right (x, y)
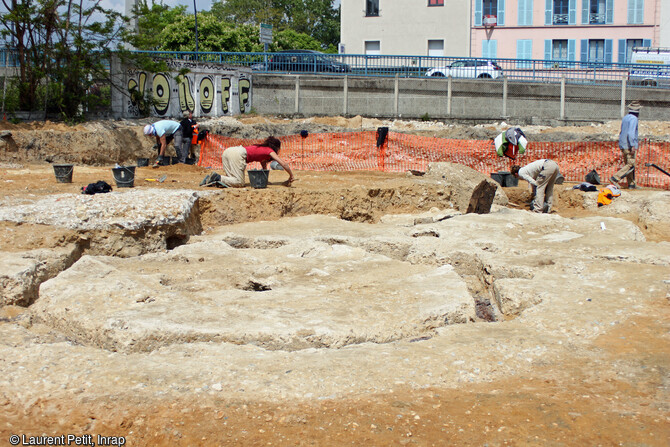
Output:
top-left (145, 174), bottom-right (167, 183)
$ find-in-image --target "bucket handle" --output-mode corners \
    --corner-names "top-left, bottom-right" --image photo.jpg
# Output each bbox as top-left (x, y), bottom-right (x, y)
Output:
top-left (57, 166), bottom-right (74, 177)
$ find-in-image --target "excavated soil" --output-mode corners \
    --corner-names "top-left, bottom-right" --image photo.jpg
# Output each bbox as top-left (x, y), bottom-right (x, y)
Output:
top-left (0, 117), bottom-right (669, 446)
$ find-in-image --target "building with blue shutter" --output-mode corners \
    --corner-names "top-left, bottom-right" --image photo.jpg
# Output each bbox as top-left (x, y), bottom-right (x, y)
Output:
top-left (340, 1), bottom-right (666, 63)
top-left (471, 0), bottom-right (661, 63)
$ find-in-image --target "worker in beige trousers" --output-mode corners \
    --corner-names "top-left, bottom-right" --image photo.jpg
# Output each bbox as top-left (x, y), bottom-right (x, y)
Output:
top-left (512, 159), bottom-right (561, 213)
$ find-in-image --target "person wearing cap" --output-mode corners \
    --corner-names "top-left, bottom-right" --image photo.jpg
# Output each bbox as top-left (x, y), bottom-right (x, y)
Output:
top-left (143, 119), bottom-right (183, 168)
top-left (179, 110), bottom-right (197, 163)
top-left (611, 101), bottom-right (641, 189)
top-left (494, 127), bottom-right (528, 160)
top-left (511, 159), bottom-right (561, 213)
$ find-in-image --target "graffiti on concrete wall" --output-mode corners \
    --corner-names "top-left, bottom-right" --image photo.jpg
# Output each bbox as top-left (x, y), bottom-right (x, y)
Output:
top-left (116, 58), bottom-right (252, 119)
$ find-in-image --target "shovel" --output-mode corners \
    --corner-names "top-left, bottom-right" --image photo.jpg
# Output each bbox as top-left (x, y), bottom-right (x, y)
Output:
top-left (645, 163), bottom-right (670, 178)
top-left (145, 174), bottom-right (167, 183)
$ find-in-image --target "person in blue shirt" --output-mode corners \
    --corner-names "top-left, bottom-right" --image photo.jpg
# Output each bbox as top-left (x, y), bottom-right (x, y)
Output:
top-left (143, 120), bottom-right (184, 168)
top-left (611, 101), bottom-right (640, 189)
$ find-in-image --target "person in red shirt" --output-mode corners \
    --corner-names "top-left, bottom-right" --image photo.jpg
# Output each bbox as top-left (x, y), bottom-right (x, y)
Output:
top-left (219, 136), bottom-right (295, 187)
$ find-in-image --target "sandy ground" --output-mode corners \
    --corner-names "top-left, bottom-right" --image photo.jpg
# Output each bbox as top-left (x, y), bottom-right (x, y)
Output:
top-left (0, 117), bottom-right (669, 446)
top-left (1, 308), bottom-right (667, 447)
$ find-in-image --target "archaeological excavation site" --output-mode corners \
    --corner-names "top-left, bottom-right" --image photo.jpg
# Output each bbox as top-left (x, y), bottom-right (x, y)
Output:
top-left (0, 115), bottom-right (668, 446)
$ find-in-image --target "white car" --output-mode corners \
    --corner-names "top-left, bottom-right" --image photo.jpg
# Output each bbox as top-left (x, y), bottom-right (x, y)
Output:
top-left (426, 59), bottom-right (503, 79)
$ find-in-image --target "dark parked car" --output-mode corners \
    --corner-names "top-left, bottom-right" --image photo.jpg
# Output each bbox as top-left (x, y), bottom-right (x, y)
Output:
top-left (268, 50), bottom-right (350, 73)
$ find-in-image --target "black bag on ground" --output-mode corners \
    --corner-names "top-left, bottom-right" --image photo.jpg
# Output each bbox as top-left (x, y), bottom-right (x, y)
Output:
top-left (585, 169), bottom-right (601, 185)
top-left (82, 180), bottom-right (113, 195)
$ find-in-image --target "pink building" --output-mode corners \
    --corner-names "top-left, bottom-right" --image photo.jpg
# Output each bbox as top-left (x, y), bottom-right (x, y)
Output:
top-left (473, 0), bottom-right (661, 63)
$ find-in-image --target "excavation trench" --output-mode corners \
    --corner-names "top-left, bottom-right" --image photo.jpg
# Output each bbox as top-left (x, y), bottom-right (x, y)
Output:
top-left (3, 183), bottom-right (528, 353)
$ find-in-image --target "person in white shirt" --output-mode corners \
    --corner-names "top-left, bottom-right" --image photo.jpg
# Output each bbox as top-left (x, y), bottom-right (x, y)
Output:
top-left (511, 159), bottom-right (561, 213)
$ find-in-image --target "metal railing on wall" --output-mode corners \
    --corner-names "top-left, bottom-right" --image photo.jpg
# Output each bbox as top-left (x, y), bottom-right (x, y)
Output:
top-left (1, 47), bottom-right (668, 89)
top-left (121, 50), bottom-right (670, 89)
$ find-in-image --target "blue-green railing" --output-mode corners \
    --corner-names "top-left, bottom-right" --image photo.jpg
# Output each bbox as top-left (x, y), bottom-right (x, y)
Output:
top-left (2, 48), bottom-right (668, 88)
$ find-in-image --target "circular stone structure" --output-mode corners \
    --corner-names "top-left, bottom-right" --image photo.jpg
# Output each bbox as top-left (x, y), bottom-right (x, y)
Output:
top-left (30, 227), bottom-right (476, 353)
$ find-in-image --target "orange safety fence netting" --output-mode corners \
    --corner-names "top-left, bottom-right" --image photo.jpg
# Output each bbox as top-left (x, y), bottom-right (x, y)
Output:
top-left (199, 132), bottom-right (670, 190)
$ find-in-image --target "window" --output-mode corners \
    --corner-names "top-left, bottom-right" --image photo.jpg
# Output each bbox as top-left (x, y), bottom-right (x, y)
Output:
top-left (589, 0), bottom-right (606, 23)
top-left (580, 39), bottom-right (612, 63)
top-left (476, 0), bottom-right (505, 26)
top-left (365, 41), bottom-right (380, 55)
top-left (618, 38), bottom-right (650, 62)
top-left (366, 0), bottom-right (379, 17)
top-left (583, 0), bottom-right (612, 25)
top-left (483, 0), bottom-right (497, 17)
top-left (625, 39), bottom-right (643, 62)
top-left (628, 0), bottom-right (644, 24)
top-left (588, 39), bottom-right (605, 62)
top-left (553, 0), bottom-right (569, 24)
top-left (518, 0), bottom-right (533, 26)
top-left (428, 40), bottom-right (444, 57)
top-left (545, 39), bottom-right (576, 66)
top-left (428, 0), bottom-right (444, 5)
top-left (553, 40), bottom-right (569, 60)
top-left (482, 40), bottom-right (497, 59)
top-left (516, 40), bottom-right (533, 67)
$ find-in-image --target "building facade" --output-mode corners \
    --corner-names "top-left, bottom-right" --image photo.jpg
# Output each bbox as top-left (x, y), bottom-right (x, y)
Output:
top-left (340, 0), bottom-right (665, 62)
top-left (340, 0), bottom-right (472, 57)
top-left (473, 0), bottom-right (659, 63)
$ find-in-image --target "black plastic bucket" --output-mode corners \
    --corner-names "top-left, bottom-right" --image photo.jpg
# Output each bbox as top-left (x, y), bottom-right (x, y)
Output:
top-left (53, 164), bottom-right (74, 183)
top-left (112, 166), bottom-right (136, 188)
top-left (137, 157), bottom-right (149, 167)
top-left (491, 171), bottom-right (518, 187)
top-left (248, 169), bottom-right (270, 189)
top-left (490, 172), bottom-right (504, 186)
top-left (502, 172), bottom-right (518, 187)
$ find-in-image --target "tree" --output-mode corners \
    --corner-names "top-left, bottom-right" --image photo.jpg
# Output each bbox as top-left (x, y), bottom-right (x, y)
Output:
top-left (0, 0), bottom-right (127, 118)
top-left (124, 0), bottom-right (188, 51)
top-left (210, 0), bottom-right (340, 49)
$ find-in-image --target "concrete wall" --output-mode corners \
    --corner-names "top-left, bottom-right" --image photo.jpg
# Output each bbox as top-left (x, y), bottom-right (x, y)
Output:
top-left (251, 74), bottom-right (670, 123)
top-left (110, 56), bottom-right (253, 119)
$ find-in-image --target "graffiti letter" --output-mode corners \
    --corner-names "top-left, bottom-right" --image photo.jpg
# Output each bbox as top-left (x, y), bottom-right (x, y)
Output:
top-left (200, 77), bottom-right (214, 114)
top-left (220, 77), bottom-right (231, 115)
top-left (177, 75), bottom-right (195, 112)
top-left (239, 78), bottom-right (251, 114)
top-left (153, 73), bottom-right (171, 116)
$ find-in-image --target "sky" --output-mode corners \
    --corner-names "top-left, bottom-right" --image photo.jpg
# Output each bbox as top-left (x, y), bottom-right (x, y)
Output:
top-left (103, 0), bottom-right (213, 14)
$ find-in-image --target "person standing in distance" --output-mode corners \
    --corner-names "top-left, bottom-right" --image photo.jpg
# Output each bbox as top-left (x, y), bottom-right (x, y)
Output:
top-left (179, 110), bottom-right (197, 163)
top-left (611, 101), bottom-right (641, 189)
top-left (511, 159), bottom-right (561, 213)
top-left (143, 119), bottom-right (183, 168)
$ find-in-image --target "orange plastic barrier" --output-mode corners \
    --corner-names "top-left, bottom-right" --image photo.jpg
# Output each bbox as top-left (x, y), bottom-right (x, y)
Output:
top-left (199, 132), bottom-right (670, 190)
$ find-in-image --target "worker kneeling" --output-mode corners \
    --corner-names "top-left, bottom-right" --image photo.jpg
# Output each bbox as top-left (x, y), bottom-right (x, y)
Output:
top-left (511, 159), bottom-right (561, 214)
top-left (219, 136), bottom-right (295, 187)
